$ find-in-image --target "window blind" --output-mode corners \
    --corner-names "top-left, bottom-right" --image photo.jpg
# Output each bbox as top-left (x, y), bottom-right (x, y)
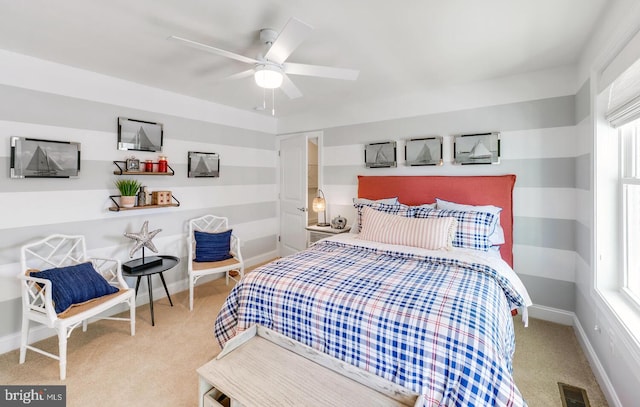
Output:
top-left (607, 57), bottom-right (640, 128)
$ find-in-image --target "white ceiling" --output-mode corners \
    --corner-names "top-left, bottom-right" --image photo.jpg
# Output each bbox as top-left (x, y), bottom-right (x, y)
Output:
top-left (0, 0), bottom-right (609, 120)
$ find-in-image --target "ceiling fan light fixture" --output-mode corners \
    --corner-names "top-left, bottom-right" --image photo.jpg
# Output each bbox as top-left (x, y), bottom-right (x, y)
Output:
top-left (254, 65), bottom-right (283, 89)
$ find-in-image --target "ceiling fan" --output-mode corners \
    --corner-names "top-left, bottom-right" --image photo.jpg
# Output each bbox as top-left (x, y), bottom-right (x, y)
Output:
top-left (168, 17), bottom-right (359, 100)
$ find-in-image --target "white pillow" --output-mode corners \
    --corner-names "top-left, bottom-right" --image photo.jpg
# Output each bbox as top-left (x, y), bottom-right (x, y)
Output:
top-left (435, 198), bottom-right (505, 246)
top-left (359, 206), bottom-right (457, 250)
top-left (353, 197), bottom-right (400, 205)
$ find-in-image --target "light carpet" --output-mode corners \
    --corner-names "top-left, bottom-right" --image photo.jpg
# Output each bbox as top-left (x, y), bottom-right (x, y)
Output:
top-left (0, 276), bottom-right (608, 406)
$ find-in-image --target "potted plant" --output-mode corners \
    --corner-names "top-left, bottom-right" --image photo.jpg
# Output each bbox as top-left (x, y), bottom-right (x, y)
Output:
top-left (114, 179), bottom-right (141, 208)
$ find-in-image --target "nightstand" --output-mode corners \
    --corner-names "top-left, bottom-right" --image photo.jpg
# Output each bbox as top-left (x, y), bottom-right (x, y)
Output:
top-left (305, 225), bottom-right (351, 246)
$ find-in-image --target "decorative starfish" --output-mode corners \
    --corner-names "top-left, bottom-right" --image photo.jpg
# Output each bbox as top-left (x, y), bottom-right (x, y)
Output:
top-left (124, 221), bottom-right (162, 258)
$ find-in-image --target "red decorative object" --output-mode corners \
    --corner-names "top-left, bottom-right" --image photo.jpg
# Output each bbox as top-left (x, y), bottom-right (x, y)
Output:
top-left (144, 160), bottom-right (154, 172)
top-left (158, 156), bottom-right (167, 172)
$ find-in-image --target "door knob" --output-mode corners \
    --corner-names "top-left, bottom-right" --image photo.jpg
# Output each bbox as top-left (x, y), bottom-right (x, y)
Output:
top-left (297, 207), bottom-right (307, 212)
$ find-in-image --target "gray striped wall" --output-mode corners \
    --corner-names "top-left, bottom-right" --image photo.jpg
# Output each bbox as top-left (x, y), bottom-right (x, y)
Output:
top-left (0, 83), bottom-right (277, 339)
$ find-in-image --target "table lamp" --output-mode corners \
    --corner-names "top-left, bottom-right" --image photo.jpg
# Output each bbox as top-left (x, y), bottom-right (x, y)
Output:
top-left (312, 189), bottom-right (330, 227)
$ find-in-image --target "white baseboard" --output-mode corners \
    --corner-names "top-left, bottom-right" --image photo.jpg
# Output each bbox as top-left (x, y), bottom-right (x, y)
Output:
top-left (571, 315), bottom-right (623, 407)
top-left (245, 250), bottom-right (280, 268)
top-left (528, 304), bottom-right (575, 325)
top-left (526, 304), bottom-right (622, 407)
top-left (0, 251), bottom-right (280, 356)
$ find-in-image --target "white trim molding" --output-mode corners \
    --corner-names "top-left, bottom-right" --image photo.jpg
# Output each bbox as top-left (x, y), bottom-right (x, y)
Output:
top-left (528, 303), bottom-right (624, 407)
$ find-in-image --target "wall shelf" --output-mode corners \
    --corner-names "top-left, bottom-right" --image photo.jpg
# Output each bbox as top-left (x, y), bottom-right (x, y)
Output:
top-left (113, 160), bottom-right (175, 176)
top-left (108, 195), bottom-right (181, 212)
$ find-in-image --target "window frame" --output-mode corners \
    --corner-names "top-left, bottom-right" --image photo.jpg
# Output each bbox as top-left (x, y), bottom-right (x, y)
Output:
top-left (620, 121), bottom-right (640, 310)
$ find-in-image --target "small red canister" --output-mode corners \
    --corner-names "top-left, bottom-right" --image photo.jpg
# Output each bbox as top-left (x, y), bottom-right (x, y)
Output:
top-left (144, 160), bottom-right (154, 172)
top-left (158, 156), bottom-right (168, 172)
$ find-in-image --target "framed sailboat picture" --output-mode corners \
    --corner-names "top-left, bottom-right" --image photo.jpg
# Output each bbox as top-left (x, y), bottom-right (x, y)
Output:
top-left (453, 132), bottom-right (500, 165)
top-left (364, 141), bottom-right (397, 168)
top-left (117, 117), bottom-right (163, 152)
top-left (10, 136), bottom-right (81, 178)
top-left (405, 137), bottom-right (443, 166)
top-left (188, 151), bottom-right (220, 178)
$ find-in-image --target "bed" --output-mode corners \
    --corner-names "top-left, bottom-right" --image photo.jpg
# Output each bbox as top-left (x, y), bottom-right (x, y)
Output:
top-left (214, 175), bottom-right (532, 406)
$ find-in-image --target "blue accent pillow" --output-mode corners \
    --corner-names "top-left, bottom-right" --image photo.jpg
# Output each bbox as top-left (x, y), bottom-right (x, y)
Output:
top-left (194, 229), bottom-right (233, 262)
top-left (34, 262), bottom-right (119, 314)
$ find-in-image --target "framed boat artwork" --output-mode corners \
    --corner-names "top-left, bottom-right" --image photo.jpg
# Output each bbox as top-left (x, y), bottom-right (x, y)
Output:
top-left (187, 151), bottom-right (220, 177)
top-left (405, 136), bottom-right (443, 166)
top-left (117, 117), bottom-right (163, 152)
top-left (10, 136), bottom-right (81, 178)
top-left (453, 132), bottom-right (500, 165)
top-left (364, 141), bottom-right (397, 168)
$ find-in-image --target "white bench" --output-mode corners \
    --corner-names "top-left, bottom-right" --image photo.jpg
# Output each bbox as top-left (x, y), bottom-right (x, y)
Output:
top-left (198, 325), bottom-right (421, 407)
top-left (18, 234), bottom-right (135, 380)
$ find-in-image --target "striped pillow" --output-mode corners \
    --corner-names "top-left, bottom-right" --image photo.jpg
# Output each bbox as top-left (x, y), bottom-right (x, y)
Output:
top-left (359, 206), bottom-right (457, 250)
top-left (411, 207), bottom-right (497, 251)
top-left (353, 202), bottom-right (411, 233)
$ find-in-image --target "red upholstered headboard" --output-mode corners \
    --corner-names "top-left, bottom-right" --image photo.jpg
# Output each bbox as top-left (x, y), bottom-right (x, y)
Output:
top-left (357, 175), bottom-right (516, 267)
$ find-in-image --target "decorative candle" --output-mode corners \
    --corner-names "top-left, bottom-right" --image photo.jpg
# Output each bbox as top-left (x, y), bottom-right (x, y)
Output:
top-left (158, 156), bottom-right (167, 172)
top-left (144, 160), bottom-right (153, 172)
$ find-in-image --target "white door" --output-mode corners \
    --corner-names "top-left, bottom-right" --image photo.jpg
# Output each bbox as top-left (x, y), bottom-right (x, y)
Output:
top-left (279, 134), bottom-right (308, 256)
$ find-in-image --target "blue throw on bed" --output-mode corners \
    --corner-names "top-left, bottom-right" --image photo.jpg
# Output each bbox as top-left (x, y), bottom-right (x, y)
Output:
top-left (215, 239), bottom-right (528, 406)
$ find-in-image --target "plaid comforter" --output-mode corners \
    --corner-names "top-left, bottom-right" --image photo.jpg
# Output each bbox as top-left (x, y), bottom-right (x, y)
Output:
top-left (214, 239), bottom-right (527, 406)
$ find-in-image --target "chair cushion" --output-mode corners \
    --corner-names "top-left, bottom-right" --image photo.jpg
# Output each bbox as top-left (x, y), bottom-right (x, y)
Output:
top-left (194, 229), bottom-right (233, 262)
top-left (58, 289), bottom-right (129, 319)
top-left (31, 262), bottom-right (119, 314)
top-left (191, 257), bottom-right (240, 271)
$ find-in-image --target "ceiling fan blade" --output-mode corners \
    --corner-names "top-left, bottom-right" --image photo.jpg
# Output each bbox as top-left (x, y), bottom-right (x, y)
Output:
top-left (284, 62), bottom-right (359, 80)
top-left (280, 75), bottom-right (303, 99)
top-left (264, 17), bottom-right (313, 64)
top-left (168, 35), bottom-right (259, 65)
top-left (220, 69), bottom-right (256, 82)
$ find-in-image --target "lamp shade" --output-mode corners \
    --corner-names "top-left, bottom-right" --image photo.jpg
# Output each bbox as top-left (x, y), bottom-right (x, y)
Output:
top-left (312, 197), bottom-right (326, 212)
top-left (254, 65), bottom-right (283, 89)
top-left (313, 189), bottom-right (330, 227)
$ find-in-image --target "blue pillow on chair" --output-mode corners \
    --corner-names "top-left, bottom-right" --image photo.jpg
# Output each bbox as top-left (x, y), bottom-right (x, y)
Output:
top-left (33, 262), bottom-right (119, 314)
top-left (194, 229), bottom-right (233, 262)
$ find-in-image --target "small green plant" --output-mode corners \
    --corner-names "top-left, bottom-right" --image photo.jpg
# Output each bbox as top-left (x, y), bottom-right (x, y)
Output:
top-left (114, 179), bottom-right (141, 196)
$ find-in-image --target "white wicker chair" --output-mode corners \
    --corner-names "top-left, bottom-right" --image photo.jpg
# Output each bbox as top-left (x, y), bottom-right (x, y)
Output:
top-left (187, 215), bottom-right (244, 310)
top-left (17, 234), bottom-right (135, 380)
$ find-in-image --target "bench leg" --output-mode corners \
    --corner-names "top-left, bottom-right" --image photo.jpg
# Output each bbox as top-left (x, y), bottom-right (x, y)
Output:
top-left (19, 315), bottom-right (29, 364)
top-left (58, 329), bottom-right (67, 380)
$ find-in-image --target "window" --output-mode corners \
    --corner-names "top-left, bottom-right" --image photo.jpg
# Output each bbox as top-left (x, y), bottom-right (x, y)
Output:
top-left (594, 49), bottom-right (640, 353)
top-left (622, 120), bottom-right (640, 306)
top-left (593, 21), bottom-right (640, 371)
